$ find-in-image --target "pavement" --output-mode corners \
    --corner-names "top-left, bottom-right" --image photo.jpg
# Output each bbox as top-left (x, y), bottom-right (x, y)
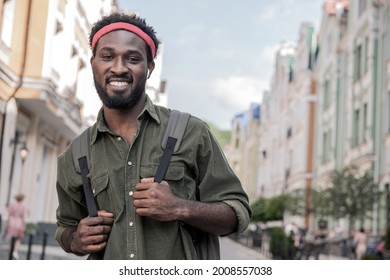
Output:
top-left (220, 237), bottom-right (269, 260)
top-left (0, 236), bottom-right (348, 261)
top-left (0, 241), bottom-right (86, 260)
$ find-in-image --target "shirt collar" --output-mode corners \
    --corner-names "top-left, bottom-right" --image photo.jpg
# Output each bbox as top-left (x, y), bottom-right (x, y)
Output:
top-left (91, 94), bottom-right (160, 144)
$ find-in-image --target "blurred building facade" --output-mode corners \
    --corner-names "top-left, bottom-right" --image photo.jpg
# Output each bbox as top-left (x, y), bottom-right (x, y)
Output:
top-left (229, 103), bottom-right (261, 205)
top-left (0, 0), bottom-right (118, 226)
top-left (230, 0), bottom-right (390, 235)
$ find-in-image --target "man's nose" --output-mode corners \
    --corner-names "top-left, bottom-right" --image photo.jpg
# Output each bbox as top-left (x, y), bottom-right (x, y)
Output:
top-left (111, 58), bottom-right (128, 74)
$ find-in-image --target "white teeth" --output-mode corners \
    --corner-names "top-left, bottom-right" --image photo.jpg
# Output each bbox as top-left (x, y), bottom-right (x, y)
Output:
top-left (109, 81), bottom-right (129, 87)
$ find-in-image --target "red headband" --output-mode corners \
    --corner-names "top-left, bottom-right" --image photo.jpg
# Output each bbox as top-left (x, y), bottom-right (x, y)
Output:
top-left (91, 22), bottom-right (156, 58)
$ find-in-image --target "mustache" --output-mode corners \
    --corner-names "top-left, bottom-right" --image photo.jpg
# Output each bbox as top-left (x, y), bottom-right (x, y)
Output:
top-left (106, 74), bottom-right (133, 82)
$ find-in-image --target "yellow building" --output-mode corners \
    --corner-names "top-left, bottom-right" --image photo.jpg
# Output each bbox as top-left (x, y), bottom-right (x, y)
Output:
top-left (0, 0), bottom-right (116, 232)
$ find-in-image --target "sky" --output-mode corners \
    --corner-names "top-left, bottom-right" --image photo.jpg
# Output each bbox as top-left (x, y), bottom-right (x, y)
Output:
top-left (115, 0), bottom-right (325, 130)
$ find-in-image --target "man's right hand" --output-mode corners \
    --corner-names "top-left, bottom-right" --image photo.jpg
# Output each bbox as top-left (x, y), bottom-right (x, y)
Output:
top-left (70, 210), bottom-right (114, 255)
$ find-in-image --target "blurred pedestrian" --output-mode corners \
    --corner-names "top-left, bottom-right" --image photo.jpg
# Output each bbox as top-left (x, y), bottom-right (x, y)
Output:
top-left (6, 193), bottom-right (27, 259)
top-left (353, 227), bottom-right (368, 260)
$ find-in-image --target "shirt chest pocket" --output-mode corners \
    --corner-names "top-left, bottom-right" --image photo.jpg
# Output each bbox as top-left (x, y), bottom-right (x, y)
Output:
top-left (140, 163), bottom-right (193, 199)
top-left (89, 172), bottom-right (122, 215)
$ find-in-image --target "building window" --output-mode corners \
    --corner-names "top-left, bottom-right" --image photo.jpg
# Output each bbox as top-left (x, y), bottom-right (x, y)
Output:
top-left (323, 79), bottom-right (331, 109)
top-left (288, 64), bottom-right (294, 83)
top-left (352, 108), bottom-right (360, 147)
top-left (235, 136), bottom-right (240, 149)
top-left (388, 91), bottom-right (390, 133)
top-left (287, 127), bottom-right (292, 138)
top-left (358, 0), bottom-right (367, 16)
top-left (55, 20), bottom-right (63, 34)
top-left (363, 103), bottom-right (368, 141)
top-left (322, 131), bottom-right (330, 163)
top-left (1, 0), bottom-right (15, 48)
top-left (364, 36), bottom-right (369, 74)
top-left (285, 168), bottom-right (290, 181)
top-left (386, 29), bottom-right (390, 60)
top-left (354, 44), bottom-right (363, 81)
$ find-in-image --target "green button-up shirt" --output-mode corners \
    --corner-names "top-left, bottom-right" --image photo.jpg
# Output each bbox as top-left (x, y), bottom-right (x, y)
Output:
top-left (55, 95), bottom-right (251, 260)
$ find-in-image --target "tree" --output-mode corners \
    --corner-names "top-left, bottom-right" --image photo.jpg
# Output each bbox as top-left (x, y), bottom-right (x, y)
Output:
top-left (250, 197), bottom-right (269, 222)
top-left (250, 191), bottom-right (306, 223)
top-left (316, 166), bottom-right (379, 231)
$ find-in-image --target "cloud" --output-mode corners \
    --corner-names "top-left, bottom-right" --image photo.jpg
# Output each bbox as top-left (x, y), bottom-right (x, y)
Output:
top-left (254, 5), bottom-right (278, 23)
top-left (209, 48), bottom-right (237, 60)
top-left (253, 1), bottom-right (300, 24)
top-left (174, 22), bottom-right (206, 47)
top-left (213, 76), bottom-right (268, 113)
top-left (260, 6), bottom-right (277, 21)
top-left (259, 44), bottom-right (279, 65)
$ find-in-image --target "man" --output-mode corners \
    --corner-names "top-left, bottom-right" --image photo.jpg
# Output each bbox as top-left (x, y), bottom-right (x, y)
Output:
top-left (55, 11), bottom-right (251, 260)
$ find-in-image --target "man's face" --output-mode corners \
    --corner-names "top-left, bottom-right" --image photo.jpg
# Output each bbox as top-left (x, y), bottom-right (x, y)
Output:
top-left (91, 30), bottom-right (154, 109)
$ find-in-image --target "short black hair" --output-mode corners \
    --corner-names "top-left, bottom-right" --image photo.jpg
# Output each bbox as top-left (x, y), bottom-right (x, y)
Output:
top-left (89, 11), bottom-right (160, 62)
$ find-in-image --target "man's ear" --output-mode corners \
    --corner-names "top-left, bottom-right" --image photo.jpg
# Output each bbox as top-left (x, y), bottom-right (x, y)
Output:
top-left (147, 61), bottom-right (155, 79)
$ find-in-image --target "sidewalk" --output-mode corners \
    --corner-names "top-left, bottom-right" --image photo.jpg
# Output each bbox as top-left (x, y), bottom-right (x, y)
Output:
top-left (233, 236), bottom-right (350, 260)
top-left (0, 237), bottom-right (348, 261)
top-left (0, 242), bottom-right (86, 260)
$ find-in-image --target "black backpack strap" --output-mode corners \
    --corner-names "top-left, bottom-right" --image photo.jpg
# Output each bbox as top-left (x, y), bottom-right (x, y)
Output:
top-left (72, 128), bottom-right (91, 174)
top-left (154, 137), bottom-right (177, 183)
top-left (71, 127), bottom-right (98, 217)
top-left (161, 109), bottom-right (190, 152)
top-left (78, 156), bottom-right (98, 217)
top-left (155, 110), bottom-right (190, 183)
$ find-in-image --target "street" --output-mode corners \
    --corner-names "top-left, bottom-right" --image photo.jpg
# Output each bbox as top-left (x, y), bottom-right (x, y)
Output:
top-left (220, 237), bottom-right (267, 260)
top-left (0, 237), bottom-right (267, 260)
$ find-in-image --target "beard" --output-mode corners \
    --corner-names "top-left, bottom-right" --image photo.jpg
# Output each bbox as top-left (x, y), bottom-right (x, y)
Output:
top-left (94, 76), bottom-right (146, 110)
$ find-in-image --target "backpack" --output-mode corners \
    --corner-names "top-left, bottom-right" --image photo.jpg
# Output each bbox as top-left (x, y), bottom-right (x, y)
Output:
top-left (70, 110), bottom-right (221, 259)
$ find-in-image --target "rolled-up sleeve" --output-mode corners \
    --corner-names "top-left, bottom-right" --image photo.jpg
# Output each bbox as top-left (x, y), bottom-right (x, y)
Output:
top-left (193, 122), bottom-right (252, 236)
top-left (55, 147), bottom-right (88, 246)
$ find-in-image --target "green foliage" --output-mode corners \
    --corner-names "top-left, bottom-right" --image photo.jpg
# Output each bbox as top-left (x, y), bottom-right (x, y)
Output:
top-left (384, 226), bottom-right (390, 251)
top-left (206, 121), bottom-right (231, 149)
top-left (284, 188), bottom-right (306, 216)
top-left (24, 223), bottom-right (38, 236)
top-left (266, 196), bottom-right (286, 221)
top-left (250, 190), bottom-right (306, 223)
top-left (269, 227), bottom-right (294, 259)
top-left (250, 196), bottom-right (285, 222)
top-left (250, 198), bottom-right (268, 222)
top-left (362, 254), bottom-right (381, 260)
top-left (316, 165), bottom-right (379, 230)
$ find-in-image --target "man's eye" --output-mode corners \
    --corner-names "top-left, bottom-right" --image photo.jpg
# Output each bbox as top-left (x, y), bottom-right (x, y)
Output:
top-left (127, 56), bottom-right (140, 62)
top-left (102, 55), bottom-right (113, 60)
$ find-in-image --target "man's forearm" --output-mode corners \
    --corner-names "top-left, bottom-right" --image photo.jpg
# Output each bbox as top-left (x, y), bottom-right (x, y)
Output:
top-left (178, 200), bottom-right (237, 236)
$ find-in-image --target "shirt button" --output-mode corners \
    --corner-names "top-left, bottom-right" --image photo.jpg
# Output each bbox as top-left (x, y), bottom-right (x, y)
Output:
top-left (127, 161), bottom-right (132, 166)
top-left (129, 222), bottom-right (134, 227)
top-left (130, 253), bottom-right (135, 259)
top-left (117, 137), bottom-right (122, 141)
top-left (129, 191), bottom-right (134, 196)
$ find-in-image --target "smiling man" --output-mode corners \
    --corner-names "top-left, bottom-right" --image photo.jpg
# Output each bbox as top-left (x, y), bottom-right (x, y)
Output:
top-left (55, 11), bottom-right (251, 260)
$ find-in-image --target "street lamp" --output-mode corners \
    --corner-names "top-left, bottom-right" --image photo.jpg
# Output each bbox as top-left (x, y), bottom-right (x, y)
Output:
top-left (19, 144), bottom-right (28, 164)
top-left (6, 140), bottom-right (29, 204)
top-left (17, 143), bottom-right (28, 194)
